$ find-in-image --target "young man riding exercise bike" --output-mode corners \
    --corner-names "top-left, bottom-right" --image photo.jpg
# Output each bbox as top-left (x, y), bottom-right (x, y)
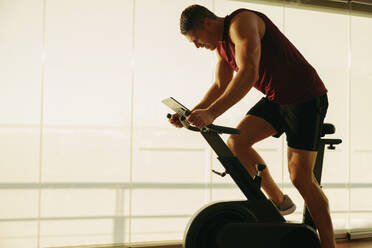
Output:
top-left (168, 5), bottom-right (335, 248)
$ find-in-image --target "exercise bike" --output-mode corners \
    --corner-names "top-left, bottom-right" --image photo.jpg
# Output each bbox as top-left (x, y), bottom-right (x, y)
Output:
top-left (162, 97), bottom-right (342, 248)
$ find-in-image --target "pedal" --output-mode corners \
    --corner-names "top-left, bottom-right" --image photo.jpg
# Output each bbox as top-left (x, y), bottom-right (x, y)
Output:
top-left (212, 169), bottom-right (228, 177)
top-left (256, 164), bottom-right (266, 177)
top-left (253, 164), bottom-right (266, 188)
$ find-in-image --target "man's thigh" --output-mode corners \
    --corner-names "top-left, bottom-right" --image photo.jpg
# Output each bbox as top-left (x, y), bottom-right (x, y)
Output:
top-left (231, 114), bottom-right (278, 146)
top-left (246, 97), bottom-right (284, 139)
top-left (282, 94), bottom-right (328, 151)
top-left (287, 146), bottom-right (318, 178)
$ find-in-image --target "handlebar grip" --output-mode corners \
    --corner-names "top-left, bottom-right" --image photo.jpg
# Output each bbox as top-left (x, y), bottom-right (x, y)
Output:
top-left (256, 164), bottom-right (266, 172)
top-left (167, 113), bottom-right (186, 121)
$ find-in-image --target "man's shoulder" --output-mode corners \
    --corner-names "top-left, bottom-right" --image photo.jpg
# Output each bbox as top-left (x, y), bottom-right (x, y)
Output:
top-left (229, 10), bottom-right (265, 41)
top-left (230, 9), bottom-right (261, 26)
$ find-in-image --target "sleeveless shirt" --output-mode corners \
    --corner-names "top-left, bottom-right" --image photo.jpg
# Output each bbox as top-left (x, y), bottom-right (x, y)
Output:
top-left (216, 9), bottom-right (327, 105)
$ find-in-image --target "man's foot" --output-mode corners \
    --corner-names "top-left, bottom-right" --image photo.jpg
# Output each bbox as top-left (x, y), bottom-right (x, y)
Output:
top-left (275, 194), bottom-right (296, 216)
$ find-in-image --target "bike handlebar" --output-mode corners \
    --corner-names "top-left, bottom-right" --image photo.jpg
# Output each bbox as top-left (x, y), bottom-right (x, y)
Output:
top-left (167, 113), bottom-right (240, 135)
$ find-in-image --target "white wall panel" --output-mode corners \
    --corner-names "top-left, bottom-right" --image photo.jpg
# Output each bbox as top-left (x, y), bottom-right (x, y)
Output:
top-left (212, 187), bottom-right (246, 202)
top-left (42, 129), bottom-right (130, 182)
top-left (0, 191), bottom-right (39, 247)
top-left (0, 0), bottom-right (43, 125)
top-left (40, 188), bottom-right (129, 246)
top-left (322, 149), bottom-right (348, 183)
top-left (0, 190), bottom-right (38, 219)
top-left (0, 0), bottom-right (43, 246)
top-left (350, 188), bottom-right (372, 211)
top-left (44, 0), bottom-right (132, 127)
top-left (132, 0), bottom-right (214, 242)
top-left (0, 128), bottom-right (40, 182)
top-left (350, 14), bottom-right (372, 178)
top-left (0, 222), bottom-right (38, 248)
top-left (41, 189), bottom-right (116, 217)
top-left (1, 0), bottom-right (372, 246)
top-left (133, 148), bottom-right (208, 183)
top-left (132, 188), bottom-right (208, 217)
top-left (131, 217), bottom-right (188, 242)
top-left (40, 219), bottom-right (116, 247)
top-left (133, 0), bottom-right (214, 128)
top-left (349, 14), bottom-right (372, 228)
top-left (131, 188), bottom-right (207, 242)
top-left (350, 213), bottom-right (372, 230)
top-left (39, 0), bottom-right (133, 246)
top-left (133, 126), bottom-right (210, 183)
top-left (350, 152), bottom-right (372, 183)
top-left (332, 214), bottom-right (349, 231)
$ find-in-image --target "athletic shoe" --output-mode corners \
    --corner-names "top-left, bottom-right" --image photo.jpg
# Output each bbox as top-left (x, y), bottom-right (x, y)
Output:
top-left (276, 194), bottom-right (296, 216)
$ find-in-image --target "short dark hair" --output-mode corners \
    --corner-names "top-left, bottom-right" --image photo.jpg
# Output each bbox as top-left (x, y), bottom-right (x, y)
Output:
top-left (180, 5), bottom-right (217, 35)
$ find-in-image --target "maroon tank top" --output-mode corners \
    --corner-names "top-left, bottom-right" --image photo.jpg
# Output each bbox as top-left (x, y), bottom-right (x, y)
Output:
top-left (217, 9), bottom-right (327, 105)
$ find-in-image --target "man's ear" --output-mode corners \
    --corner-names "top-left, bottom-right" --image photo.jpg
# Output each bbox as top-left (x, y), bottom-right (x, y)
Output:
top-left (203, 17), bottom-right (212, 29)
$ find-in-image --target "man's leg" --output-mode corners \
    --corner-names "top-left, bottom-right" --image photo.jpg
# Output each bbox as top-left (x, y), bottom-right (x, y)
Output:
top-left (287, 147), bottom-right (336, 248)
top-left (227, 114), bottom-right (284, 205)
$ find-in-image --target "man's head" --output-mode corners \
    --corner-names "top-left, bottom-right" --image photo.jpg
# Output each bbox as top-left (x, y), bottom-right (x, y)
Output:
top-left (180, 5), bottom-right (223, 51)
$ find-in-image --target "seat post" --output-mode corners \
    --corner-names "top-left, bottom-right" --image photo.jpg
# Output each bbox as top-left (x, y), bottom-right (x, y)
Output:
top-left (313, 141), bottom-right (326, 185)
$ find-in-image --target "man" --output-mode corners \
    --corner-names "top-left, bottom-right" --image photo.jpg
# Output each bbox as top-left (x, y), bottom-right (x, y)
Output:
top-left (169, 4), bottom-right (335, 248)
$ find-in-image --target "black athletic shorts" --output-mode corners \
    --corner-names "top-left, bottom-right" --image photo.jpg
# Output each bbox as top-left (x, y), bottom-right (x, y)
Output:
top-left (247, 94), bottom-right (328, 151)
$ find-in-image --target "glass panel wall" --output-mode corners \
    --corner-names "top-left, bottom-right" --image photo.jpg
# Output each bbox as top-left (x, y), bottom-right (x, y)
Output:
top-left (349, 12), bottom-right (372, 231)
top-left (0, 0), bottom-right (371, 247)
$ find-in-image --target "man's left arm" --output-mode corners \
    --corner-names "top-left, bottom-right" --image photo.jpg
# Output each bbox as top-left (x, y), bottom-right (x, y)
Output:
top-left (208, 12), bottom-right (262, 119)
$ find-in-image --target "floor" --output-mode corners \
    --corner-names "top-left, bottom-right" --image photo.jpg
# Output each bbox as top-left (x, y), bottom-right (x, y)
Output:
top-left (56, 238), bottom-right (372, 248)
top-left (336, 239), bottom-right (372, 248)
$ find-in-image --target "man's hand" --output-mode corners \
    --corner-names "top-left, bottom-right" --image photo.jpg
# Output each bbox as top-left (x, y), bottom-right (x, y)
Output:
top-left (169, 113), bottom-right (183, 128)
top-left (186, 109), bottom-right (216, 129)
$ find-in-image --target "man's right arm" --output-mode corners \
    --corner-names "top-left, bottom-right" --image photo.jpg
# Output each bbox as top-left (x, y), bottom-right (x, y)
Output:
top-left (169, 52), bottom-right (233, 128)
top-left (191, 52), bottom-right (234, 111)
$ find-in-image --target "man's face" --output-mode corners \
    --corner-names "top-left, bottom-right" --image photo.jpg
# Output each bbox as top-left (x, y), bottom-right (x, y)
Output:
top-left (185, 27), bottom-right (217, 51)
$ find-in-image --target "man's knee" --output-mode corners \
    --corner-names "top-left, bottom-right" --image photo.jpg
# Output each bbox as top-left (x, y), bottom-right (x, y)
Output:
top-left (226, 136), bottom-right (238, 151)
top-left (227, 135), bottom-right (254, 151)
top-left (288, 161), bottom-right (314, 190)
